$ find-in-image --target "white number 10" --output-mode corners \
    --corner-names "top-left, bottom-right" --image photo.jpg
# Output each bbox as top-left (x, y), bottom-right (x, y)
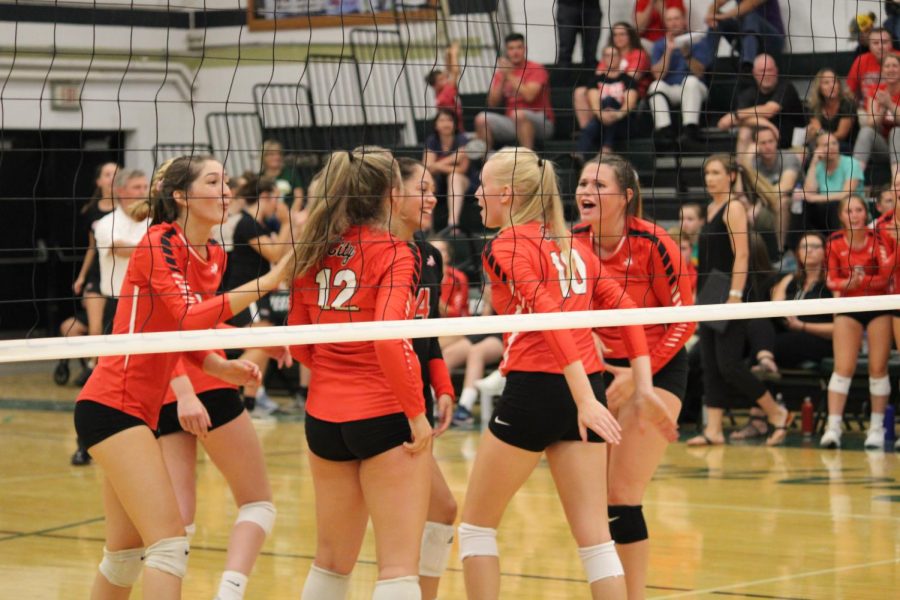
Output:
top-left (550, 249), bottom-right (587, 297)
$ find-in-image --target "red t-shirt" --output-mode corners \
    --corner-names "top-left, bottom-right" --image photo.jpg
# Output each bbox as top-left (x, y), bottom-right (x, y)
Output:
top-left (635, 0), bottom-right (686, 43)
top-left (288, 225), bottom-right (425, 422)
top-left (491, 61), bottom-right (555, 123)
top-left (440, 266), bottom-right (469, 317)
top-left (847, 51), bottom-right (900, 105)
top-left (482, 222), bottom-right (648, 376)
top-left (826, 230), bottom-right (893, 297)
top-left (435, 82), bottom-right (464, 131)
top-left (77, 222), bottom-right (232, 428)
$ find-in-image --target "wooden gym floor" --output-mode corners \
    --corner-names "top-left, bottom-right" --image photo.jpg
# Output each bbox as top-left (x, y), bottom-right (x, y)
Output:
top-left (0, 363), bottom-right (898, 599)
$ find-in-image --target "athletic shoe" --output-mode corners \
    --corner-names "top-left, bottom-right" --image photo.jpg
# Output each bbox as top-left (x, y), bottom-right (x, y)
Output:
top-left (452, 405), bottom-right (474, 427)
top-left (70, 446), bottom-right (91, 466)
top-left (864, 427), bottom-right (886, 450)
top-left (250, 390), bottom-right (279, 418)
top-left (819, 428), bottom-right (842, 449)
top-left (73, 366), bottom-right (93, 387)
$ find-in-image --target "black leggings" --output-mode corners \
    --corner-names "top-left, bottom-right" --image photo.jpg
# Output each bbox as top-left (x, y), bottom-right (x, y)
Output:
top-left (699, 321), bottom-right (768, 409)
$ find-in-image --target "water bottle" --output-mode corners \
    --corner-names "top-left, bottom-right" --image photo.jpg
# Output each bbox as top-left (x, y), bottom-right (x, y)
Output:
top-left (801, 397), bottom-right (814, 438)
top-left (791, 184), bottom-right (804, 215)
top-left (885, 404), bottom-right (897, 446)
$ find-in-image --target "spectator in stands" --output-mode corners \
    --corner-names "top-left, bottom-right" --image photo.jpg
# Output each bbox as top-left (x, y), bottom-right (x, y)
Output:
top-left (854, 53), bottom-right (900, 172)
top-left (678, 202), bottom-right (704, 267)
top-left (850, 12), bottom-right (878, 57)
top-left (874, 183), bottom-right (897, 223)
top-left (474, 33), bottom-right (554, 150)
top-left (572, 21), bottom-right (650, 130)
top-left (430, 237), bottom-right (469, 318)
top-left (886, 0), bottom-right (900, 48)
top-left (733, 160), bottom-right (782, 260)
top-left (575, 45), bottom-right (641, 159)
top-left (634, 0), bottom-right (685, 54)
top-left (805, 68), bottom-right (857, 153)
top-left (648, 7), bottom-right (709, 148)
top-left (425, 42), bottom-right (463, 131)
top-left (696, 0), bottom-right (785, 71)
top-left (555, 0), bottom-right (602, 66)
top-left (260, 139), bottom-right (304, 210)
top-left (847, 27), bottom-right (897, 108)
top-left (796, 131), bottom-right (865, 236)
top-left (743, 126), bottom-right (801, 251)
top-left (717, 54), bottom-right (804, 156)
top-left (424, 109), bottom-right (470, 230)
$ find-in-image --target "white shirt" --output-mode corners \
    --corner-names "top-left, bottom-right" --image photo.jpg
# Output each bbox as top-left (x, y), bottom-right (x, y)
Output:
top-left (93, 205), bottom-right (151, 297)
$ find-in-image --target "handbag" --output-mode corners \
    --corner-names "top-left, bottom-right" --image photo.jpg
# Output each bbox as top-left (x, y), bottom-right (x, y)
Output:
top-left (696, 269), bottom-right (733, 333)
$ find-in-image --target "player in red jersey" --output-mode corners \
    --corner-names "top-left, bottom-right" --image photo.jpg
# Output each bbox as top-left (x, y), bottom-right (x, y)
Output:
top-left (288, 147), bottom-right (432, 600)
top-left (430, 237), bottom-right (469, 317)
top-left (458, 147), bottom-right (676, 600)
top-left (821, 195), bottom-right (895, 450)
top-left (874, 176), bottom-right (900, 451)
top-left (74, 155), bottom-right (290, 600)
top-left (574, 154), bottom-right (694, 600)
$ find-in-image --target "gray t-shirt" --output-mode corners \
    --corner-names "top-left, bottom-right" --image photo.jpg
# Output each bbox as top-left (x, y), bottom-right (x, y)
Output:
top-left (753, 150), bottom-right (801, 187)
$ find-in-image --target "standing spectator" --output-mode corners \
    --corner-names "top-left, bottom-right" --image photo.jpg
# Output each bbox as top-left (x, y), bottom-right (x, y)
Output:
top-left (260, 139), bottom-right (305, 211)
top-left (556, 0), bottom-right (602, 66)
top-left (576, 45), bottom-right (641, 159)
top-left (474, 33), bottom-right (555, 150)
top-left (717, 54), bottom-right (805, 156)
top-left (573, 22), bottom-right (651, 130)
top-left (696, 0), bottom-right (785, 71)
top-left (797, 131), bottom-right (865, 236)
top-left (805, 68), bottom-right (857, 152)
top-left (423, 109), bottom-right (471, 230)
top-left (847, 28), bottom-right (898, 108)
top-left (425, 42), bottom-right (464, 131)
top-left (853, 53), bottom-right (900, 172)
top-left (634, 0), bottom-right (685, 54)
top-left (678, 202), bottom-right (704, 267)
top-left (648, 7), bottom-right (709, 148)
top-left (745, 126), bottom-right (802, 251)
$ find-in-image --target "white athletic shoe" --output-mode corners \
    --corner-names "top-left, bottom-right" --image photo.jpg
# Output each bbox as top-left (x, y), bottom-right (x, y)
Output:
top-left (819, 428), bottom-right (842, 449)
top-left (864, 427), bottom-right (886, 450)
top-left (474, 369), bottom-right (506, 397)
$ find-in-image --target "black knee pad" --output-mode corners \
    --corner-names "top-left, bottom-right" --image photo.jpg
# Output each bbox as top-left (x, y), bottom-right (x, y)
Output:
top-left (608, 505), bottom-right (648, 544)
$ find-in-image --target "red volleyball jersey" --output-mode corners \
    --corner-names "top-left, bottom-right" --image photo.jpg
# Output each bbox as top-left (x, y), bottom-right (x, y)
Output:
top-left (482, 222), bottom-right (648, 376)
top-left (874, 211), bottom-right (900, 292)
top-left (575, 219), bottom-right (696, 373)
top-left (440, 265), bottom-right (469, 317)
top-left (826, 229), bottom-right (893, 297)
top-left (77, 222), bottom-right (232, 428)
top-left (288, 225), bottom-right (425, 422)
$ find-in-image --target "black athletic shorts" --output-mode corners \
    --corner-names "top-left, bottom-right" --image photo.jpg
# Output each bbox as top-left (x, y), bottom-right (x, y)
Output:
top-left (488, 371), bottom-right (607, 452)
top-left (74, 400), bottom-right (157, 451)
top-left (83, 260), bottom-right (101, 295)
top-left (837, 310), bottom-right (892, 329)
top-left (228, 295), bottom-right (273, 328)
top-left (157, 388), bottom-right (246, 436)
top-left (465, 332), bottom-right (503, 345)
top-left (305, 412), bottom-right (411, 461)
top-left (603, 347), bottom-right (689, 401)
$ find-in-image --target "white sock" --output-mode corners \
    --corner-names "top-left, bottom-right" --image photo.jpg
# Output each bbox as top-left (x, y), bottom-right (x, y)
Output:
top-left (216, 570), bottom-right (248, 600)
top-left (459, 387), bottom-right (478, 411)
top-left (870, 413), bottom-right (885, 431)
top-left (827, 415), bottom-right (843, 431)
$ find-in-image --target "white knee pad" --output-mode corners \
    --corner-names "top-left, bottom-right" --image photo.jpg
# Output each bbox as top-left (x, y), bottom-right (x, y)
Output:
top-left (301, 565), bottom-right (350, 600)
top-left (142, 536), bottom-right (190, 579)
top-left (870, 375), bottom-right (891, 396)
top-left (184, 523), bottom-right (196, 541)
top-left (372, 576), bottom-right (420, 600)
top-left (98, 546), bottom-right (144, 587)
top-left (419, 521), bottom-right (454, 578)
top-left (235, 501), bottom-right (276, 536)
top-left (828, 373), bottom-right (852, 395)
top-left (578, 541), bottom-right (624, 583)
top-left (457, 522), bottom-right (498, 561)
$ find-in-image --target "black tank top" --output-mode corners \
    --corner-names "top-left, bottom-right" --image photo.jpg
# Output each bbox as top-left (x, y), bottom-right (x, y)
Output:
top-left (785, 275), bottom-right (833, 323)
top-left (697, 201), bottom-right (736, 292)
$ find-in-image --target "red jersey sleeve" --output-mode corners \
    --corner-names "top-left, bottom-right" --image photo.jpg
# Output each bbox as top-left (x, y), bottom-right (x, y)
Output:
top-left (826, 236), bottom-right (850, 293)
top-left (592, 276), bottom-right (649, 359)
top-left (428, 358), bottom-right (455, 401)
top-left (646, 232), bottom-right (697, 372)
top-left (287, 285), bottom-right (313, 365)
top-left (847, 56), bottom-right (862, 98)
top-left (870, 235), bottom-right (894, 292)
top-left (372, 243), bottom-right (425, 419)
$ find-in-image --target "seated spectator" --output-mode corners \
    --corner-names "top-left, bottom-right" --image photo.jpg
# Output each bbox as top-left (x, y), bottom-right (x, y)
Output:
top-left (873, 181), bottom-right (898, 224)
top-left (678, 202), bottom-right (704, 267)
top-left (425, 42), bottom-right (464, 131)
top-left (695, 0), bottom-right (785, 71)
top-left (648, 7), bottom-right (709, 148)
top-left (717, 54), bottom-right (804, 156)
top-left (853, 53), bottom-right (900, 172)
top-left (850, 12), bottom-right (878, 57)
top-left (260, 139), bottom-right (305, 211)
top-left (556, 0), bottom-right (602, 66)
top-left (573, 22), bottom-right (650, 130)
top-left (424, 109), bottom-right (470, 230)
top-left (847, 27), bottom-right (898, 108)
top-left (474, 33), bottom-right (554, 150)
top-left (667, 225), bottom-right (699, 293)
top-left (805, 68), bottom-right (857, 152)
top-left (732, 161), bottom-right (781, 260)
top-left (634, 0), bottom-right (685, 54)
top-left (743, 126), bottom-right (801, 251)
top-left (430, 237), bottom-right (469, 318)
top-left (795, 131), bottom-right (865, 237)
top-left (575, 45), bottom-right (641, 159)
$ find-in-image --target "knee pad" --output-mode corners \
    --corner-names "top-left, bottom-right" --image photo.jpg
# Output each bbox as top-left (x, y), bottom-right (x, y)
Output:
top-left (235, 501), bottom-right (276, 536)
top-left (98, 546), bottom-right (144, 588)
top-left (184, 523), bottom-right (196, 541)
top-left (608, 505), bottom-right (648, 545)
top-left (372, 576), bottom-right (420, 600)
top-left (419, 521), bottom-right (454, 578)
top-left (457, 522), bottom-right (498, 561)
top-left (142, 536), bottom-right (189, 579)
top-left (828, 373), bottom-right (852, 395)
top-left (578, 541), bottom-right (624, 583)
top-left (870, 375), bottom-right (891, 396)
top-left (300, 565), bottom-right (350, 600)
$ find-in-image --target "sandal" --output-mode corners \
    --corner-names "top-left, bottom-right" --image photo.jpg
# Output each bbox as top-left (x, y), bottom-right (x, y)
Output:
top-left (766, 409), bottom-right (794, 446)
top-left (686, 432), bottom-right (726, 446)
top-left (751, 355), bottom-right (782, 381)
top-left (729, 415), bottom-right (770, 441)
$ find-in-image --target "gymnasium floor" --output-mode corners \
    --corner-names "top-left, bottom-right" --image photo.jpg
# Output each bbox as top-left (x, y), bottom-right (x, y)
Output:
top-left (1, 364), bottom-right (898, 599)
